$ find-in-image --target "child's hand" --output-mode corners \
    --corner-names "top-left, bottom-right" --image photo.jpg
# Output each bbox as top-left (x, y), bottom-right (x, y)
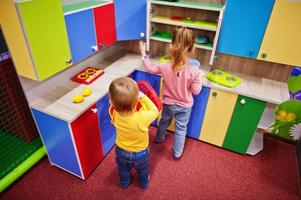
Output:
top-left (138, 91), bottom-right (145, 99)
top-left (139, 41), bottom-right (146, 57)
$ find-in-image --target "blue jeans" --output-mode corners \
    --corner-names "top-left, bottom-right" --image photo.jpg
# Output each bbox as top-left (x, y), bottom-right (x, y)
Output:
top-left (156, 104), bottom-right (192, 157)
top-left (116, 146), bottom-right (149, 189)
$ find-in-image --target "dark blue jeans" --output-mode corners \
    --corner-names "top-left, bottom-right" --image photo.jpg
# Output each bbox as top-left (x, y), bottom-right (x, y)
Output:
top-left (116, 146), bottom-right (149, 189)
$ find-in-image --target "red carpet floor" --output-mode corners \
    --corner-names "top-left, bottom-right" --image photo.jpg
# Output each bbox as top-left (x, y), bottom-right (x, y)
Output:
top-left (1, 127), bottom-right (300, 200)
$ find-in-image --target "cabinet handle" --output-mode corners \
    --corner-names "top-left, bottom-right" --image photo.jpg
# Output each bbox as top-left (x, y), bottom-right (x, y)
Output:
top-left (140, 32), bottom-right (145, 37)
top-left (249, 51), bottom-right (255, 56)
top-left (240, 99), bottom-right (246, 105)
top-left (212, 92), bottom-right (217, 97)
top-left (261, 53), bottom-right (267, 59)
top-left (91, 108), bottom-right (98, 113)
top-left (92, 45), bottom-right (98, 52)
top-left (65, 58), bottom-right (72, 64)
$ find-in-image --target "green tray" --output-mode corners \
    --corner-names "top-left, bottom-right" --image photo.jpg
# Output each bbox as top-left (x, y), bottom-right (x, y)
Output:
top-left (206, 69), bottom-right (241, 88)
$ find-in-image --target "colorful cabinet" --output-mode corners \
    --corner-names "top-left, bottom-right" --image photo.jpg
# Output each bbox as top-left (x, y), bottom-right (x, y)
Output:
top-left (32, 104), bottom-right (103, 179)
top-left (96, 94), bottom-right (116, 156)
top-left (114, 0), bottom-right (147, 41)
top-left (187, 87), bottom-right (211, 139)
top-left (222, 96), bottom-right (266, 154)
top-left (217, 0), bottom-right (275, 58)
top-left (257, 1), bottom-right (301, 66)
top-left (0, 0), bottom-right (37, 80)
top-left (200, 89), bottom-right (238, 146)
top-left (70, 104), bottom-right (103, 178)
top-left (94, 3), bottom-right (117, 51)
top-left (166, 87), bottom-right (211, 138)
top-left (64, 9), bottom-right (97, 63)
top-left (16, 0), bottom-right (72, 80)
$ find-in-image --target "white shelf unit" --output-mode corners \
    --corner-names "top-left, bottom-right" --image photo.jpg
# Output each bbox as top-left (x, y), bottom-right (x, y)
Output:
top-left (147, 0), bottom-right (225, 65)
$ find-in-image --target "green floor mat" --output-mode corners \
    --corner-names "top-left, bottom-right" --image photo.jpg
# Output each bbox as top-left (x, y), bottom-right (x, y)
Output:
top-left (0, 130), bottom-right (43, 179)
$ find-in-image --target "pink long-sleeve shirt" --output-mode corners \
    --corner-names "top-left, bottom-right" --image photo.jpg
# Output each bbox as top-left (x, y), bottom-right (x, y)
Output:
top-left (143, 58), bottom-right (202, 108)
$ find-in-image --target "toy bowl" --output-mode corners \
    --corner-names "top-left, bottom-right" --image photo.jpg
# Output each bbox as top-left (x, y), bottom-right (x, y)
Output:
top-left (195, 36), bottom-right (209, 44)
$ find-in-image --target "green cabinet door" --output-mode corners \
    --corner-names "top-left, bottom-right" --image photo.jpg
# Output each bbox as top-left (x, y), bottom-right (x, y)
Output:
top-left (222, 96), bottom-right (266, 154)
top-left (17, 0), bottom-right (72, 80)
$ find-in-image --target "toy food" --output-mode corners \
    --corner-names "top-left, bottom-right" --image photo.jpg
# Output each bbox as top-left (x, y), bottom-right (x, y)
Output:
top-left (72, 94), bottom-right (84, 103)
top-left (85, 68), bottom-right (97, 75)
top-left (82, 87), bottom-right (92, 97)
top-left (77, 72), bottom-right (89, 80)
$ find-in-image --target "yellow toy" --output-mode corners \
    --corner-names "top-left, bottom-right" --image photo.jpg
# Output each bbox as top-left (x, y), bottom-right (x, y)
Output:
top-left (72, 94), bottom-right (84, 103)
top-left (82, 87), bottom-right (92, 97)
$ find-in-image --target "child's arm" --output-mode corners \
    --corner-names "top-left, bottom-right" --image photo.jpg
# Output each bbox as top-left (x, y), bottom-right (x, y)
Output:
top-left (190, 71), bottom-right (203, 95)
top-left (139, 94), bottom-right (159, 125)
top-left (140, 41), bottom-right (162, 74)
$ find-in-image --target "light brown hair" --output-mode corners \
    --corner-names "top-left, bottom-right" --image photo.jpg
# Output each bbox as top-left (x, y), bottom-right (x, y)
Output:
top-left (168, 27), bottom-right (195, 70)
top-left (109, 77), bottom-right (138, 113)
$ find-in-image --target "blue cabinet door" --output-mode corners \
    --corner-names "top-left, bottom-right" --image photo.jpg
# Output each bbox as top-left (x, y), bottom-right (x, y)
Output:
top-left (114, 0), bottom-right (147, 41)
top-left (217, 0), bottom-right (275, 58)
top-left (64, 9), bottom-right (96, 63)
top-left (187, 87), bottom-right (210, 139)
top-left (96, 94), bottom-right (116, 156)
top-left (32, 109), bottom-right (82, 177)
top-left (131, 70), bottom-right (161, 126)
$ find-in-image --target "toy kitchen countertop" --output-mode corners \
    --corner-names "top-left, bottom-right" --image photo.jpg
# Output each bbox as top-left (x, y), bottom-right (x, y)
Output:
top-left (30, 54), bottom-right (289, 122)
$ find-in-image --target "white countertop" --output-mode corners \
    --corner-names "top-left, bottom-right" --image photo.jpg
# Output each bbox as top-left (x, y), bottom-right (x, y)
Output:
top-left (30, 54), bottom-right (289, 122)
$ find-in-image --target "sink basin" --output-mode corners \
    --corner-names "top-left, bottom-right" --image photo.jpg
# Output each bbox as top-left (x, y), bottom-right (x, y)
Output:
top-left (206, 69), bottom-right (241, 88)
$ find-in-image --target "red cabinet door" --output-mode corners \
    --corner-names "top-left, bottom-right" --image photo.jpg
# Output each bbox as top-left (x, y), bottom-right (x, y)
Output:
top-left (93, 3), bottom-right (116, 51)
top-left (71, 104), bottom-right (103, 178)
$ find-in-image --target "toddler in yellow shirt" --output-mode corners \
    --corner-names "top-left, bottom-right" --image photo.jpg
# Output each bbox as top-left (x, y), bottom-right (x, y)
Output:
top-left (109, 77), bottom-right (159, 189)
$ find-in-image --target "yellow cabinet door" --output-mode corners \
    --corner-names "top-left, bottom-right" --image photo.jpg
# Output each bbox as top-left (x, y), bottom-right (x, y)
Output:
top-left (257, 0), bottom-right (301, 66)
top-left (0, 0), bottom-right (36, 80)
top-left (199, 89), bottom-right (237, 147)
top-left (167, 118), bottom-right (175, 132)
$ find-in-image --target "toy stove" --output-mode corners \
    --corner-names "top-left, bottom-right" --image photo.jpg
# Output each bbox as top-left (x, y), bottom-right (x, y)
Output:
top-left (71, 67), bottom-right (104, 85)
top-left (206, 69), bottom-right (241, 88)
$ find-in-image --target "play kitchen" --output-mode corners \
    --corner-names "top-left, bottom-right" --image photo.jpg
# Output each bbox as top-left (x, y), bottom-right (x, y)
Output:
top-left (29, 54), bottom-right (288, 179)
top-left (0, 0), bottom-right (300, 195)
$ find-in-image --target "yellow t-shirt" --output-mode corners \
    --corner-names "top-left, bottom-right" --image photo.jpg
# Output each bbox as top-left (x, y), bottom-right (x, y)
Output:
top-left (110, 95), bottom-right (159, 152)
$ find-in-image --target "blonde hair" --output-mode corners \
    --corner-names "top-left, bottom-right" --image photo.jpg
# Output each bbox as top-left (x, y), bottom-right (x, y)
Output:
top-left (168, 27), bottom-right (195, 70)
top-left (109, 77), bottom-right (138, 113)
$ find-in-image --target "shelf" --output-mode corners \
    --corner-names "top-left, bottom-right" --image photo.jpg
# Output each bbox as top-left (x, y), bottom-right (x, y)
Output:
top-left (151, 0), bottom-right (224, 12)
top-left (258, 106), bottom-right (275, 130)
top-left (150, 33), bottom-right (213, 50)
top-left (151, 16), bottom-right (217, 32)
top-left (63, 0), bottom-right (112, 15)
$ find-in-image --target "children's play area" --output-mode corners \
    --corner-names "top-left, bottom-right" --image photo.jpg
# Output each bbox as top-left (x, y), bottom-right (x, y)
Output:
top-left (0, 0), bottom-right (301, 199)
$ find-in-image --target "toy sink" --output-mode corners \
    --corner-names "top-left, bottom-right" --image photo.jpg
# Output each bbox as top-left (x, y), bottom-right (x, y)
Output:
top-left (206, 69), bottom-right (241, 88)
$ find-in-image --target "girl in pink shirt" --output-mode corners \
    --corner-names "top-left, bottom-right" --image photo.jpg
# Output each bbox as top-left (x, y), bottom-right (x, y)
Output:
top-left (140, 27), bottom-right (202, 159)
